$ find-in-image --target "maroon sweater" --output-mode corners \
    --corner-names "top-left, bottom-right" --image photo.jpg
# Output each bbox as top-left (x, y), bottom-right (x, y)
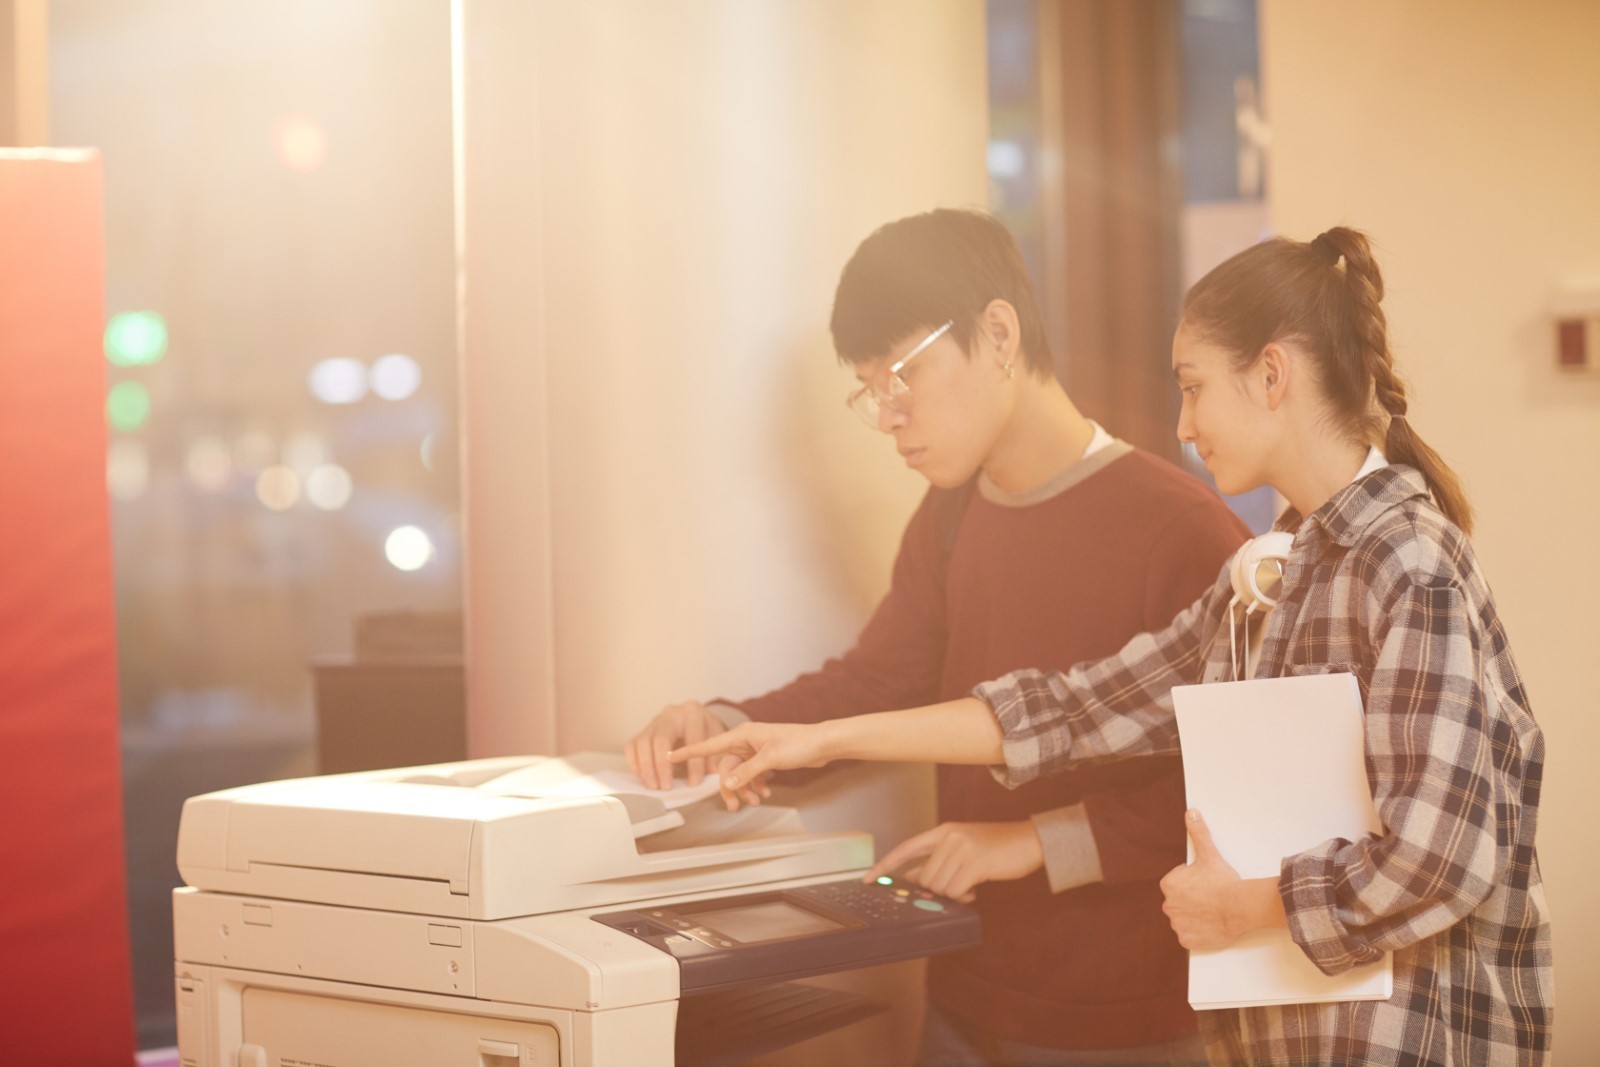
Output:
top-left (732, 446), bottom-right (1250, 1050)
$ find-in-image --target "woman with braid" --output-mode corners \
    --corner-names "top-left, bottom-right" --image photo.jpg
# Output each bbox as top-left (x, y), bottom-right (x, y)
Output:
top-left (678, 228), bottom-right (1553, 1066)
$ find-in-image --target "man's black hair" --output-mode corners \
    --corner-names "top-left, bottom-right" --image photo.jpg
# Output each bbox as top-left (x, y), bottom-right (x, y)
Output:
top-left (829, 208), bottom-right (1054, 377)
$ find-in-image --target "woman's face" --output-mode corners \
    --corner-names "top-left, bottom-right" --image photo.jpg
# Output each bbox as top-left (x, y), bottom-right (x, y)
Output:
top-left (1171, 323), bottom-right (1275, 496)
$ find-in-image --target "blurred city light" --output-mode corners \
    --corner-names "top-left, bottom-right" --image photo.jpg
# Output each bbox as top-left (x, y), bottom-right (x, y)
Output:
top-left (106, 441), bottom-right (150, 501)
top-left (104, 311), bottom-right (168, 367)
top-left (106, 381), bottom-right (151, 431)
top-left (255, 465), bottom-right (301, 510)
top-left (305, 463), bottom-right (353, 511)
top-left (369, 352), bottom-right (421, 400)
top-left (283, 431), bottom-right (327, 474)
top-left (185, 435), bottom-right (233, 492)
top-left (307, 357), bottom-right (369, 404)
top-left (232, 430), bottom-right (277, 473)
top-left (384, 525), bottom-right (433, 571)
top-left (986, 139), bottom-right (1026, 179)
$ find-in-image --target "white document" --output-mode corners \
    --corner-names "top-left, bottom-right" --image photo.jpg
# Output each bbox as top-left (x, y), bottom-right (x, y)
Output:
top-left (478, 751), bottom-right (722, 811)
top-left (1172, 673), bottom-right (1392, 1010)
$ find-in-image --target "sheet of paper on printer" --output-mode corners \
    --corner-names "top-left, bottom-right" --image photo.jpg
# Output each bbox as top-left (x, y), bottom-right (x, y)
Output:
top-left (475, 750), bottom-right (723, 811)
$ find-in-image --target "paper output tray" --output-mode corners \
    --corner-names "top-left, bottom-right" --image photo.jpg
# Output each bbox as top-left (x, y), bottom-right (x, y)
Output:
top-left (675, 982), bottom-right (884, 1067)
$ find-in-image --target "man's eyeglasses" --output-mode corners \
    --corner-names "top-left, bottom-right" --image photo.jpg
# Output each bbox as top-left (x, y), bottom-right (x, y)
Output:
top-left (845, 320), bottom-right (954, 429)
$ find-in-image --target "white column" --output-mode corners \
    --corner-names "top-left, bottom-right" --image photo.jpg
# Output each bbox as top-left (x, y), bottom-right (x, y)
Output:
top-left (456, 0), bottom-right (989, 757)
top-left (0, 0), bottom-right (49, 146)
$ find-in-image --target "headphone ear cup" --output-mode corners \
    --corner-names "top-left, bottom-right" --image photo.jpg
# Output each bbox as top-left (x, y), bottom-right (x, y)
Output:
top-left (1229, 531), bottom-right (1295, 612)
top-left (1229, 545), bottom-right (1252, 607)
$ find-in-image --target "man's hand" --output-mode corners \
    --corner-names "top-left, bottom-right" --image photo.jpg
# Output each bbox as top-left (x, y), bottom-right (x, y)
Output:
top-left (625, 701), bottom-right (728, 790)
top-left (670, 720), bottom-right (834, 810)
top-left (863, 821), bottom-right (1045, 903)
top-left (1159, 809), bottom-right (1285, 950)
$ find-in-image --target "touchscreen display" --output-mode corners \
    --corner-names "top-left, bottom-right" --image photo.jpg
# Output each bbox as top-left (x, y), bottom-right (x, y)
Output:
top-left (689, 900), bottom-right (846, 944)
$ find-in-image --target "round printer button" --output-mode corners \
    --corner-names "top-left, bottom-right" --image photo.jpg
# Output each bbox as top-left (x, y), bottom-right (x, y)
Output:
top-left (913, 899), bottom-right (945, 912)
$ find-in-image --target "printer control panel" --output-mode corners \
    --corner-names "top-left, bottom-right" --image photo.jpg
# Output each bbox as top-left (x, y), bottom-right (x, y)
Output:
top-left (593, 876), bottom-right (980, 994)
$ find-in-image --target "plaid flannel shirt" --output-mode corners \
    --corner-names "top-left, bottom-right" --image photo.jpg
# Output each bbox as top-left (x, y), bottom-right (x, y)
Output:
top-left (974, 466), bottom-right (1552, 1066)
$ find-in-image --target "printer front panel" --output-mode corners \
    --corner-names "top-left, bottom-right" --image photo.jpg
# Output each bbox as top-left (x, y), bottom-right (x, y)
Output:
top-left (173, 887), bottom-right (479, 999)
top-left (173, 963), bottom-right (639, 1067)
top-left (240, 987), bottom-right (564, 1067)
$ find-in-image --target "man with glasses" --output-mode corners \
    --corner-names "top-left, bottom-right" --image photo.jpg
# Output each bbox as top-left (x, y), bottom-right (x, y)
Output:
top-left (627, 209), bottom-right (1247, 1065)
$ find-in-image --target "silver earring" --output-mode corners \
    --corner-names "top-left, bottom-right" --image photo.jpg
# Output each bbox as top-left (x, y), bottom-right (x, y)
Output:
top-left (1003, 361), bottom-right (1016, 380)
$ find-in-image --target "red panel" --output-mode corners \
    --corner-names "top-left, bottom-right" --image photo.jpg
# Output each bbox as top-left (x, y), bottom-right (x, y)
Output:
top-left (0, 152), bottom-right (136, 1065)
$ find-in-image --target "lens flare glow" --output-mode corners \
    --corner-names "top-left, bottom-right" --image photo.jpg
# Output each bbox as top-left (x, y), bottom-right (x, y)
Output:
top-left (385, 525), bottom-right (434, 571)
top-left (307, 357), bottom-right (369, 405)
top-left (369, 353), bottom-right (421, 401)
top-left (186, 436), bottom-right (233, 492)
top-left (233, 430), bottom-right (277, 474)
top-left (283, 431), bottom-right (327, 474)
top-left (255, 465), bottom-right (301, 511)
top-left (106, 441), bottom-right (150, 501)
top-left (104, 311), bottom-right (168, 366)
top-left (305, 464), bottom-right (353, 511)
top-left (106, 381), bottom-right (151, 431)
top-left (986, 139), bottom-right (1026, 179)
top-left (274, 114), bottom-right (329, 172)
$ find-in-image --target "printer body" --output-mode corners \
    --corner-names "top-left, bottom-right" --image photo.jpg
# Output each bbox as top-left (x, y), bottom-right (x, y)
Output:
top-left (172, 754), bottom-right (977, 1067)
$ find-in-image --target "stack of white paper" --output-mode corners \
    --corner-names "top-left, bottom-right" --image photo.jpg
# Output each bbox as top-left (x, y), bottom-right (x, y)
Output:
top-left (1172, 673), bottom-right (1392, 1010)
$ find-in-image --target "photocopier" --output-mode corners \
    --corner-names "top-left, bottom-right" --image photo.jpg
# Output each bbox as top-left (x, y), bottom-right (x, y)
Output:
top-left (171, 753), bottom-right (979, 1067)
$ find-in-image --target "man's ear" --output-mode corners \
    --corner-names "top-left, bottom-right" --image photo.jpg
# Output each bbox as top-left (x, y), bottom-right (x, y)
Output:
top-left (1258, 342), bottom-right (1292, 411)
top-left (980, 299), bottom-right (1022, 364)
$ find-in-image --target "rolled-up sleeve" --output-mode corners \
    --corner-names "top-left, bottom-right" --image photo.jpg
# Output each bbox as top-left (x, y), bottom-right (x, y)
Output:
top-left (1031, 804), bottom-right (1103, 893)
top-left (1281, 580), bottom-right (1503, 975)
top-left (976, 577), bottom-right (1227, 788)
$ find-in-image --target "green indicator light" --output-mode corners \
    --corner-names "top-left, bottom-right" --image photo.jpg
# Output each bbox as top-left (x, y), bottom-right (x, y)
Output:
top-left (106, 381), bottom-right (151, 431)
top-left (104, 311), bottom-right (168, 367)
top-left (876, 876), bottom-right (894, 886)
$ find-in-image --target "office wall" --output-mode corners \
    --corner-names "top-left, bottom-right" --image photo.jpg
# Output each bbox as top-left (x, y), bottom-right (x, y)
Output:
top-left (1261, 1), bottom-right (1600, 1058)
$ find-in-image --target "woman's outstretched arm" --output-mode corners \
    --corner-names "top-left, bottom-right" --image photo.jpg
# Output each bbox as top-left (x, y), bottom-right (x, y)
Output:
top-left (670, 697), bottom-right (1002, 809)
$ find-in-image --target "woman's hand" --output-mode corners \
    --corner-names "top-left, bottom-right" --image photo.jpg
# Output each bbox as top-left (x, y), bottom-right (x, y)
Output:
top-left (864, 821), bottom-right (1044, 903)
top-left (1159, 809), bottom-right (1286, 950)
top-left (670, 721), bottom-right (836, 811)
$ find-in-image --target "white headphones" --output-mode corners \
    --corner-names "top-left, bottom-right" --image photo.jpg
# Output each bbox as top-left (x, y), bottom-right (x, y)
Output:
top-left (1228, 531), bottom-right (1294, 613)
top-left (1226, 530), bottom-right (1295, 679)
